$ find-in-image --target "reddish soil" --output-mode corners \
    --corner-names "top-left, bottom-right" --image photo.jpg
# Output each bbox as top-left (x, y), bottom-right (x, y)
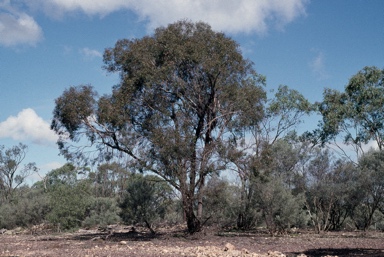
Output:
top-left (1, 226), bottom-right (384, 256)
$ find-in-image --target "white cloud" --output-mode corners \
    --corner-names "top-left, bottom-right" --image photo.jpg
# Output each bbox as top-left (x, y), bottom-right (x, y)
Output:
top-left (310, 49), bottom-right (329, 80)
top-left (1, 0), bottom-right (309, 45)
top-left (80, 47), bottom-right (102, 59)
top-left (49, 0), bottom-right (131, 16)
top-left (138, 0), bottom-right (308, 34)
top-left (0, 2), bottom-right (43, 47)
top-left (30, 0), bottom-right (308, 34)
top-left (0, 108), bottom-right (58, 146)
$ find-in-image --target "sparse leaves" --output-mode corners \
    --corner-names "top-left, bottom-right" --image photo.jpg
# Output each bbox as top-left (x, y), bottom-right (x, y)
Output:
top-left (0, 143), bottom-right (37, 202)
top-left (315, 66), bottom-right (384, 158)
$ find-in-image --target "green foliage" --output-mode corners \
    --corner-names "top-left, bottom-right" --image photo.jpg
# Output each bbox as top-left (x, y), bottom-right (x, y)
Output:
top-left (327, 161), bottom-right (360, 230)
top-left (261, 138), bottom-right (304, 188)
top-left (90, 162), bottom-right (130, 198)
top-left (235, 138), bottom-right (308, 232)
top-left (119, 174), bottom-right (173, 233)
top-left (368, 210), bottom-right (384, 231)
top-left (0, 187), bottom-right (50, 229)
top-left (46, 163), bottom-right (78, 187)
top-left (82, 197), bottom-right (121, 228)
top-left (46, 164), bottom-right (93, 230)
top-left (161, 199), bottom-right (184, 226)
top-left (0, 143), bottom-right (37, 202)
top-left (235, 178), bottom-right (263, 230)
top-left (47, 181), bottom-right (92, 230)
top-left (266, 85), bottom-right (314, 140)
top-left (304, 149), bottom-right (358, 232)
top-left (223, 84), bottom-right (313, 230)
top-left (304, 149), bottom-right (338, 232)
top-left (351, 150), bottom-right (384, 230)
top-left (202, 176), bottom-right (239, 226)
top-left (51, 85), bottom-right (97, 141)
top-left (252, 177), bottom-right (305, 235)
top-left (0, 163), bottom-right (124, 231)
top-left (52, 20), bottom-right (267, 233)
top-left (315, 66), bottom-right (384, 155)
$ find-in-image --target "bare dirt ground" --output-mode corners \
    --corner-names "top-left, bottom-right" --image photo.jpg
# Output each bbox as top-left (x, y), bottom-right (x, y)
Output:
top-left (1, 225), bottom-right (384, 257)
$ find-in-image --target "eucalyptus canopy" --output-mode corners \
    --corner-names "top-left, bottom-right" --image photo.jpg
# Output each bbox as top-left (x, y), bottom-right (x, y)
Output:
top-left (315, 66), bottom-right (384, 158)
top-left (51, 21), bottom-right (266, 233)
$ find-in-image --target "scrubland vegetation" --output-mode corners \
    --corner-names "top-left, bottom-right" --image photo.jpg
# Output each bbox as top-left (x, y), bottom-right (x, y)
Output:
top-left (2, 21), bottom-right (384, 237)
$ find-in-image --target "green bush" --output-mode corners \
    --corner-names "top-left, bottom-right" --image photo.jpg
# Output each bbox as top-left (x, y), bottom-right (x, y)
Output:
top-left (119, 174), bottom-right (173, 233)
top-left (0, 187), bottom-right (50, 229)
top-left (203, 176), bottom-right (240, 227)
top-left (0, 204), bottom-right (17, 229)
top-left (47, 182), bottom-right (92, 230)
top-left (252, 178), bottom-right (305, 234)
top-left (82, 197), bottom-right (121, 228)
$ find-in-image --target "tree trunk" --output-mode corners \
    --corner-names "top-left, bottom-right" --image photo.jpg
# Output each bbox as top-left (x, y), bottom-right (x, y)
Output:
top-left (197, 196), bottom-right (203, 219)
top-left (186, 210), bottom-right (201, 234)
top-left (197, 178), bottom-right (205, 219)
top-left (237, 176), bottom-right (251, 229)
top-left (237, 213), bottom-right (245, 229)
top-left (183, 194), bottom-right (201, 233)
top-left (144, 219), bottom-right (156, 235)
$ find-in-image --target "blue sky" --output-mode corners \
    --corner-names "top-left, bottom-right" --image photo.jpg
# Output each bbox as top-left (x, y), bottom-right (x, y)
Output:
top-left (1, 0), bottom-right (384, 182)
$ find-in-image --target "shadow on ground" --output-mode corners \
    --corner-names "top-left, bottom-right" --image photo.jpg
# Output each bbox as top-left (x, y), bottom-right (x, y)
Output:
top-left (72, 231), bottom-right (158, 242)
top-left (291, 248), bottom-right (384, 257)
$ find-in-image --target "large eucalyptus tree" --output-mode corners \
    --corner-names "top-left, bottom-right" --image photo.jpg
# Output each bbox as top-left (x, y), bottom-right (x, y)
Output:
top-left (51, 21), bottom-right (266, 233)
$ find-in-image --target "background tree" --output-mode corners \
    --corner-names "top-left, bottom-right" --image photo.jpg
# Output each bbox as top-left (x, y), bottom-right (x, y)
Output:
top-left (249, 138), bottom-right (307, 234)
top-left (305, 148), bottom-right (334, 233)
top-left (352, 150), bottom-right (384, 230)
top-left (304, 66), bottom-right (384, 230)
top-left (0, 143), bottom-right (37, 202)
top-left (46, 164), bottom-right (92, 230)
top-left (224, 85), bottom-right (313, 229)
top-left (46, 163), bottom-right (78, 187)
top-left (326, 160), bottom-right (359, 231)
top-left (201, 175), bottom-right (239, 226)
top-left (89, 162), bottom-right (130, 198)
top-left (51, 20), bottom-right (266, 233)
top-left (252, 177), bottom-right (305, 235)
top-left (303, 149), bottom-right (358, 232)
top-left (314, 66), bottom-right (384, 160)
